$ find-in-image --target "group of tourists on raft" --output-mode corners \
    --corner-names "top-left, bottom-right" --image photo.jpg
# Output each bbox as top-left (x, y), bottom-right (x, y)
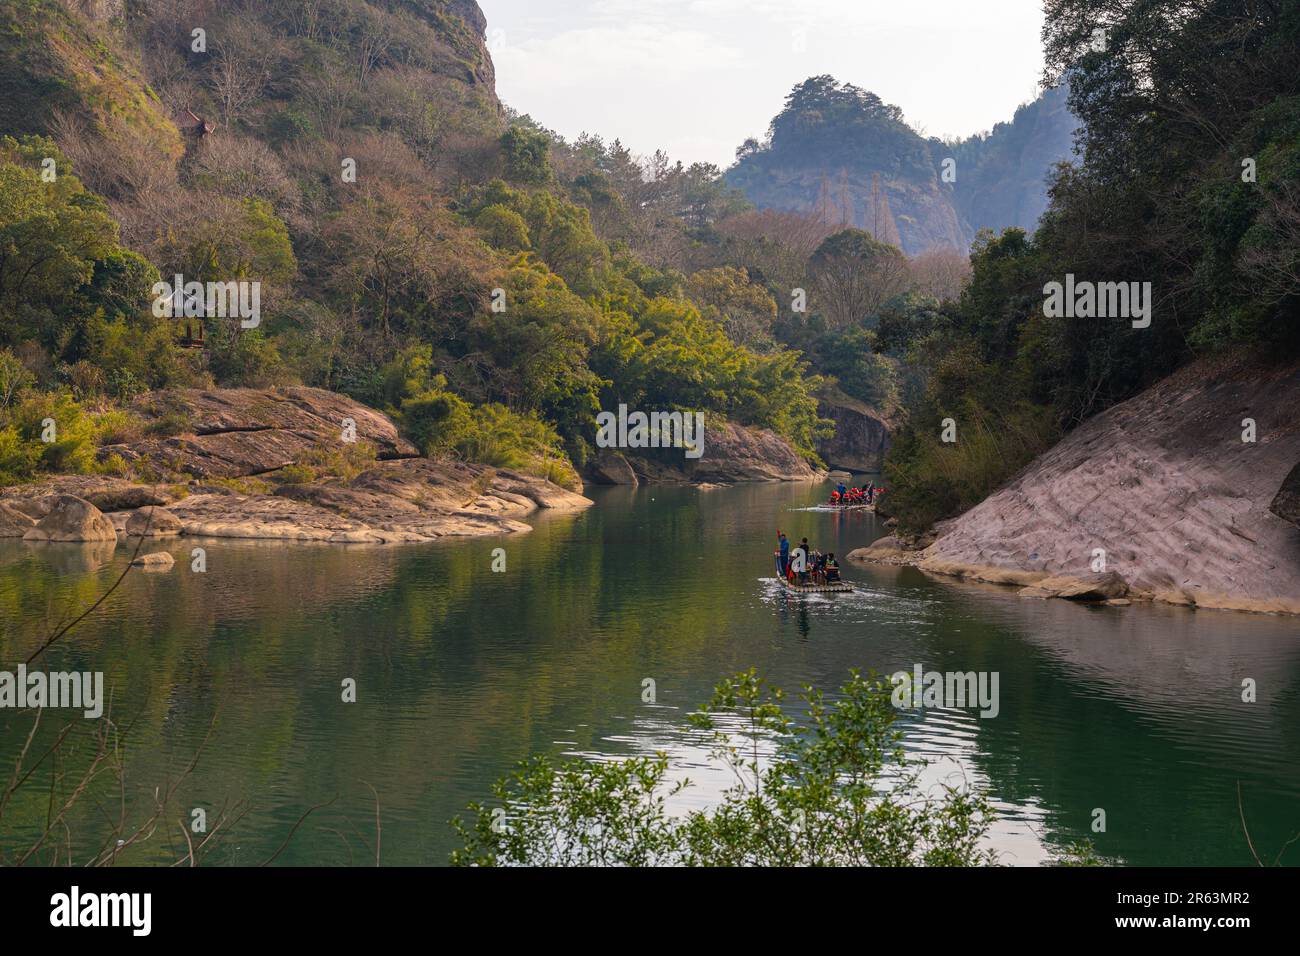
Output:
top-left (828, 482), bottom-right (880, 507)
top-left (775, 532), bottom-right (841, 585)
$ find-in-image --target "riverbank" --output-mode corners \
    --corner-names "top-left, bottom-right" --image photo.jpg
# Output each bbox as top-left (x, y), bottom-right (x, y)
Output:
top-left (0, 387), bottom-right (592, 545)
top-left (849, 354), bottom-right (1300, 616)
top-left (0, 385), bottom-right (836, 547)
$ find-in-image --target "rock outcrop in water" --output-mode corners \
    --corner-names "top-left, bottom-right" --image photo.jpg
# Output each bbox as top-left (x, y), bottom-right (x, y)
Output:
top-left (852, 355), bottom-right (1300, 615)
top-left (23, 495), bottom-right (117, 543)
top-left (1, 388), bottom-right (591, 545)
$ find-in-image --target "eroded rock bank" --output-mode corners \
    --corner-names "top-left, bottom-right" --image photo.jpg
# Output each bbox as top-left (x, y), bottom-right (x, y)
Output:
top-left (586, 420), bottom-right (823, 485)
top-left (850, 355), bottom-right (1300, 615)
top-left (1, 388), bottom-right (591, 545)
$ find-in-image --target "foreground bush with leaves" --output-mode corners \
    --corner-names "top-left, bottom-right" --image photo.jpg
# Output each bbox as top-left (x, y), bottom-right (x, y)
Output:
top-left (450, 670), bottom-right (998, 867)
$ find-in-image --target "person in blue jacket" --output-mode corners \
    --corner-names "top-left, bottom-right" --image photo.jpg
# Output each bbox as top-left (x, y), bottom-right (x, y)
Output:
top-left (777, 531), bottom-right (790, 576)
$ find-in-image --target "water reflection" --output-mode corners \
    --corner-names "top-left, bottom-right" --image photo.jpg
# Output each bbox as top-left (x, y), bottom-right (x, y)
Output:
top-left (0, 481), bottom-right (1296, 866)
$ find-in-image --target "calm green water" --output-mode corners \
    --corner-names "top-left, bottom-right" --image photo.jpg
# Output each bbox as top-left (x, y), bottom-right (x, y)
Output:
top-left (1, 481), bottom-right (1298, 866)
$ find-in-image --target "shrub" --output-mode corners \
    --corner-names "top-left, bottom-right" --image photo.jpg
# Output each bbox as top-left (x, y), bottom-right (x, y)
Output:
top-left (0, 389), bottom-right (132, 480)
top-left (450, 670), bottom-right (999, 867)
top-left (884, 397), bottom-right (1060, 533)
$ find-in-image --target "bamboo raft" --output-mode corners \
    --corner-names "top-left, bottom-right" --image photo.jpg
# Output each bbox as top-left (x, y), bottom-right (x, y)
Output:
top-left (774, 555), bottom-right (854, 593)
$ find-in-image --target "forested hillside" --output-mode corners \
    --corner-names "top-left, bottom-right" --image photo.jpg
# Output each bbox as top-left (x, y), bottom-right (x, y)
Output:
top-left (879, 0), bottom-right (1300, 532)
top-left (0, 0), bottom-right (840, 489)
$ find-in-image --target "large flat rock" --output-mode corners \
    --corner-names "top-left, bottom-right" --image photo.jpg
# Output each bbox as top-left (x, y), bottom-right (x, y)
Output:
top-left (159, 458), bottom-right (590, 543)
top-left (919, 355), bottom-right (1300, 614)
top-left (103, 387), bottom-right (419, 479)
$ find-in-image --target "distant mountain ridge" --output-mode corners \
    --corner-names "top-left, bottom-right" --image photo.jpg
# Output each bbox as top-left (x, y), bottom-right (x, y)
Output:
top-left (727, 77), bottom-right (1077, 255)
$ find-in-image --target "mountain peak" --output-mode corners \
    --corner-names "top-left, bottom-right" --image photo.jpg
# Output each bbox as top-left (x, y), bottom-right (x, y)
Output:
top-left (728, 77), bottom-right (1077, 254)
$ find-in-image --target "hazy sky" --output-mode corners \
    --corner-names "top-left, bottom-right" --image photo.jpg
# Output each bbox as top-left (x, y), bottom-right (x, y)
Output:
top-left (479, 0), bottom-right (1048, 168)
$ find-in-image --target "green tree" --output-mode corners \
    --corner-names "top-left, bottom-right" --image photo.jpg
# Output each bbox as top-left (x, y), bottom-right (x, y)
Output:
top-left (500, 125), bottom-right (553, 185)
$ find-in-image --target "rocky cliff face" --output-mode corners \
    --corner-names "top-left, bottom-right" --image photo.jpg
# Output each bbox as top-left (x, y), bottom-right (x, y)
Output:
top-left (401, 0), bottom-right (497, 91)
top-left (728, 83), bottom-right (1076, 254)
top-left (915, 355), bottom-right (1300, 614)
top-left (815, 395), bottom-right (891, 473)
top-left (6, 0), bottom-right (497, 146)
top-left (729, 165), bottom-right (967, 256)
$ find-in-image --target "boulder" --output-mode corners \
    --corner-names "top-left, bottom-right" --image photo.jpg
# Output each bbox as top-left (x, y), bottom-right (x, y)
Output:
top-left (0, 502), bottom-right (37, 537)
top-left (846, 536), bottom-right (922, 566)
top-left (130, 551), bottom-right (175, 570)
top-left (125, 507), bottom-right (184, 537)
top-left (1018, 571), bottom-right (1129, 601)
top-left (866, 535), bottom-right (905, 551)
top-left (1050, 571), bottom-right (1130, 601)
top-left (588, 451), bottom-right (639, 486)
top-left (23, 496), bottom-right (118, 542)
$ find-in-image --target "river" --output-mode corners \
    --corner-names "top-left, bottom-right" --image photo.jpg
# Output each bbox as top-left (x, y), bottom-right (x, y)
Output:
top-left (1, 481), bottom-right (1297, 866)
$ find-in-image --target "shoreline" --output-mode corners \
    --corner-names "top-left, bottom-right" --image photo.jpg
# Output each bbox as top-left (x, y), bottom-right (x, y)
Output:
top-left (847, 538), bottom-right (1300, 617)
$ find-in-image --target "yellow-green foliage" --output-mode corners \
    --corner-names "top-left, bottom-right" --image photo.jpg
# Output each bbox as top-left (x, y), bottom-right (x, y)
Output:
top-left (0, 389), bottom-right (132, 482)
top-left (384, 345), bottom-right (580, 489)
top-left (475, 204), bottom-right (531, 252)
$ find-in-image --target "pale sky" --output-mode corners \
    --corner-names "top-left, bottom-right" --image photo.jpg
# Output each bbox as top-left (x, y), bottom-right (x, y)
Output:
top-left (480, 0), bottom-right (1049, 168)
